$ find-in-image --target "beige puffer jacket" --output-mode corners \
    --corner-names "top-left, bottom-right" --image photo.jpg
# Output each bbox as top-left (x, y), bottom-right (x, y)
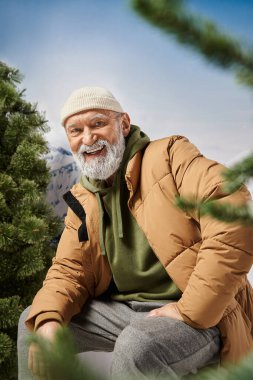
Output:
top-left (26, 136), bottom-right (253, 364)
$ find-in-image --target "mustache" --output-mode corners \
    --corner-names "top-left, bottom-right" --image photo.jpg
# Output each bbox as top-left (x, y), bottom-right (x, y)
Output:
top-left (78, 140), bottom-right (107, 154)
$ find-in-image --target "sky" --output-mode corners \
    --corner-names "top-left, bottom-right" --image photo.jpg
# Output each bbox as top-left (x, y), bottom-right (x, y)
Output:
top-left (1, 0), bottom-right (253, 164)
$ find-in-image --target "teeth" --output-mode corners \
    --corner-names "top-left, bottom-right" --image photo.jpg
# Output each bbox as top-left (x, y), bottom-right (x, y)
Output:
top-left (86, 146), bottom-right (104, 154)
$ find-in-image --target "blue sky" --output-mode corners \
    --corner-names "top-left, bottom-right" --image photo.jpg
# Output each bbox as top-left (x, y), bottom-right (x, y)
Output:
top-left (1, 0), bottom-right (253, 163)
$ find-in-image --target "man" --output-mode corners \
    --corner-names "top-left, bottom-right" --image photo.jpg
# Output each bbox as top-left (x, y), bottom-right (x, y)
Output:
top-left (18, 86), bottom-right (253, 379)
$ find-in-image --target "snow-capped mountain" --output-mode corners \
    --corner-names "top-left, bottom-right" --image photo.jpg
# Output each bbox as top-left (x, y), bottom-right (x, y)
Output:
top-left (45, 146), bottom-right (80, 219)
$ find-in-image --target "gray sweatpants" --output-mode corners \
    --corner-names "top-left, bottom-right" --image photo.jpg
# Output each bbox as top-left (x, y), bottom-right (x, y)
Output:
top-left (18, 297), bottom-right (221, 379)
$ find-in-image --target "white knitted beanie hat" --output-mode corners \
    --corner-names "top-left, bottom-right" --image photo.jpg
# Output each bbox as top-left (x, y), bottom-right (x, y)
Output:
top-left (60, 86), bottom-right (124, 126)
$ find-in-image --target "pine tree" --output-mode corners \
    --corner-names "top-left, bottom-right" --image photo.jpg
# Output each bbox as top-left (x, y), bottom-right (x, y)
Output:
top-left (0, 61), bottom-right (60, 379)
top-left (131, 0), bottom-right (253, 224)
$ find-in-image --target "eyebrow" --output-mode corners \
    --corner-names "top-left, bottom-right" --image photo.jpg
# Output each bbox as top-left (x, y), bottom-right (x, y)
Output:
top-left (66, 113), bottom-right (110, 128)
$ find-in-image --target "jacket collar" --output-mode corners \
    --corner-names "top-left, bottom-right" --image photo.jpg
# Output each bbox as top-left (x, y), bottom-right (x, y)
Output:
top-left (125, 150), bottom-right (143, 201)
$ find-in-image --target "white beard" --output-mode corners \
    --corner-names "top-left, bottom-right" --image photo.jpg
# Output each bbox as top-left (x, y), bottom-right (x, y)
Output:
top-left (72, 129), bottom-right (126, 180)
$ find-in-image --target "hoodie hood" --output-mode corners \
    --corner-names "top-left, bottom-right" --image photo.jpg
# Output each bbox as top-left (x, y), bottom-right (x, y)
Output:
top-left (80, 125), bottom-right (150, 255)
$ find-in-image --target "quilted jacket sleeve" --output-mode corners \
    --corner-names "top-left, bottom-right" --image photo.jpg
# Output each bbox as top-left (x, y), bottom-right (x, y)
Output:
top-left (169, 136), bottom-right (253, 329)
top-left (25, 207), bottom-right (95, 331)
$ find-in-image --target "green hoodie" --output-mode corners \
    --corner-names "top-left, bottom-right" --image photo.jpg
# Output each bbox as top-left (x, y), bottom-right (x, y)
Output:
top-left (80, 125), bottom-right (181, 302)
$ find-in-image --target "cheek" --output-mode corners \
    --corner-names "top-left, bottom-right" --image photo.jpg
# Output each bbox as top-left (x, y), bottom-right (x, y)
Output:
top-left (68, 138), bottom-right (80, 154)
top-left (107, 131), bottom-right (119, 145)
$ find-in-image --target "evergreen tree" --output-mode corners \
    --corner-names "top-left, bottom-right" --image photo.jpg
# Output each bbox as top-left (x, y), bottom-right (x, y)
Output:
top-left (131, 0), bottom-right (253, 224)
top-left (0, 61), bottom-right (60, 379)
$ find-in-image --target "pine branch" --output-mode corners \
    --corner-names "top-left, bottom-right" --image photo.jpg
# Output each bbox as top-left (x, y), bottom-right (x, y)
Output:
top-left (0, 191), bottom-right (11, 217)
top-left (17, 215), bottom-right (49, 243)
top-left (29, 328), bottom-right (100, 380)
top-left (0, 332), bottom-right (13, 365)
top-left (131, 0), bottom-right (253, 226)
top-left (131, 0), bottom-right (253, 87)
top-left (0, 61), bottom-right (22, 85)
top-left (176, 196), bottom-right (253, 225)
top-left (0, 297), bottom-right (22, 329)
top-left (0, 222), bottom-right (18, 252)
top-left (0, 173), bottom-right (17, 194)
top-left (222, 154), bottom-right (253, 193)
top-left (15, 245), bottom-right (45, 280)
top-left (29, 327), bottom-right (253, 380)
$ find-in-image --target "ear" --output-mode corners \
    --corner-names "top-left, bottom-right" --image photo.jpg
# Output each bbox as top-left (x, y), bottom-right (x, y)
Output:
top-left (121, 113), bottom-right (131, 137)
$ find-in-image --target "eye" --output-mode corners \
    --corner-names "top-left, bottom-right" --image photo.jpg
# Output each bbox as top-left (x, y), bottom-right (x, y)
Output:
top-left (68, 127), bottom-right (82, 136)
top-left (94, 120), bottom-right (106, 127)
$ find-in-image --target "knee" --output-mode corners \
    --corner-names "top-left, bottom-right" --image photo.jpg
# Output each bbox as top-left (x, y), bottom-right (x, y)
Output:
top-left (112, 320), bottom-right (161, 372)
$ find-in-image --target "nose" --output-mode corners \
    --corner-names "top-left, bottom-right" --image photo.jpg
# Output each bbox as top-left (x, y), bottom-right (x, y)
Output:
top-left (81, 127), bottom-right (97, 146)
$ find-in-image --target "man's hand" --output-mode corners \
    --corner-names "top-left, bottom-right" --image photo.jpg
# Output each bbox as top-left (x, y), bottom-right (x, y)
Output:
top-left (28, 320), bottom-right (61, 379)
top-left (147, 302), bottom-right (184, 321)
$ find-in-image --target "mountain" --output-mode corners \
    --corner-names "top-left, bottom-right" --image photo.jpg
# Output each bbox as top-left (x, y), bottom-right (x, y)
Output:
top-left (45, 146), bottom-right (80, 219)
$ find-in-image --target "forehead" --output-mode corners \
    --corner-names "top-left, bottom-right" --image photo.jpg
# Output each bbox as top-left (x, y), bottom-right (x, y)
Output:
top-left (65, 109), bottom-right (112, 127)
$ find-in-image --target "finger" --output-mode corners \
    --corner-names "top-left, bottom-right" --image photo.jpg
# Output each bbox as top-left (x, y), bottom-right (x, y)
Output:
top-left (31, 347), bottom-right (40, 376)
top-left (28, 345), bottom-right (40, 375)
top-left (31, 345), bottom-right (44, 377)
top-left (147, 308), bottom-right (161, 317)
top-left (36, 356), bottom-right (49, 380)
top-left (147, 304), bottom-right (183, 319)
top-left (28, 346), bottom-right (33, 372)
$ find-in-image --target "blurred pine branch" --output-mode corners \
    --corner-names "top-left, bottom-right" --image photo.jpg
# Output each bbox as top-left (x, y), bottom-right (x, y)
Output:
top-left (29, 328), bottom-right (100, 380)
top-left (131, 0), bottom-right (253, 87)
top-left (131, 0), bottom-right (253, 224)
top-left (29, 327), bottom-right (253, 380)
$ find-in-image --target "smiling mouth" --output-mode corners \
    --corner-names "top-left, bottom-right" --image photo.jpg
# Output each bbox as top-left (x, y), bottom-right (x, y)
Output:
top-left (84, 145), bottom-right (105, 155)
